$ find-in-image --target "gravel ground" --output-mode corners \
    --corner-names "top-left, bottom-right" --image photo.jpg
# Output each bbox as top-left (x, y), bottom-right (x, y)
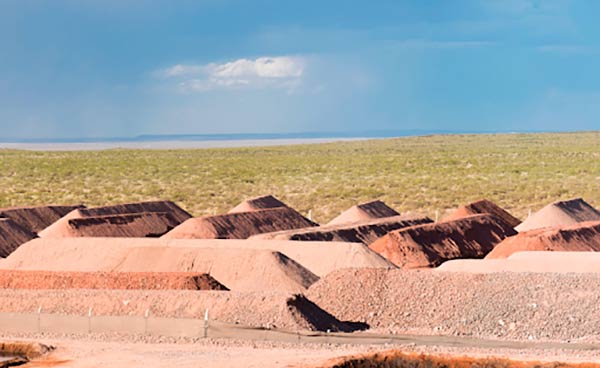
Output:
top-left (307, 268), bottom-right (600, 343)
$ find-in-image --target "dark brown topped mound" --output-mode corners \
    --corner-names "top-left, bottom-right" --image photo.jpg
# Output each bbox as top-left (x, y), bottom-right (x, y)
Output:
top-left (444, 199), bottom-right (521, 228)
top-left (42, 212), bottom-right (179, 238)
top-left (251, 215), bottom-right (433, 245)
top-left (78, 200), bottom-right (192, 223)
top-left (486, 220), bottom-right (600, 259)
top-left (516, 198), bottom-right (600, 232)
top-left (0, 204), bottom-right (84, 233)
top-left (228, 195), bottom-right (288, 213)
top-left (369, 214), bottom-right (516, 268)
top-left (162, 207), bottom-right (317, 239)
top-left (0, 270), bottom-right (228, 290)
top-left (327, 200), bottom-right (400, 226)
top-left (39, 200), bottom-right (192, 238)
top-left (0, 219), bottom-right (37, 258)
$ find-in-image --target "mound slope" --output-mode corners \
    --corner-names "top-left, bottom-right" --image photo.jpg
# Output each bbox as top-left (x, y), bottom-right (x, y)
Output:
top-left (251, 215), bottom-right (433, 246)
top-left (369, 214), bottom-right (516, 268)
top-left (0, 204), bottom-right (83, 233)
top-left (0, 219), bottom-right (37, 258)
top-left (327, 200), bottom-right (400, 226)
top-left (0, 289), bottom-right (350, 331)
top-left (228, 195), bottom-right (288, 213)
top-left (0, 270), bottom-right (228, 290)
top-left (307, 268), bottom-right (600, 341)
top-left (39, 200), bottom-right (192, 238)
top-left (444, 199), bottom-right (520, 228)
top-left (515, 198), bottom-right (600, 232)
top-left (65, 212), bottom-right (178, 237)
top-left (1, 238), bottom-right (319, 292)
top-left (163, 207), bottom-right (317, 239)
top-left (486, 220), bottom-right (600, 259)
top-left (438, 251), bottom-right (600, 273)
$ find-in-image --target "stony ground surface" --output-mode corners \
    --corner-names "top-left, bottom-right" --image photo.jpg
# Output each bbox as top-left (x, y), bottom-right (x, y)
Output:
top-left (307, 268), bottom-right (600, 343)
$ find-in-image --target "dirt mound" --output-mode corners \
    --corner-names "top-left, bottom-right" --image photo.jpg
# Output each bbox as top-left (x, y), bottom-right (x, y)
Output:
top-left (438, 251), bottom-right (600, 273)
top-left (307, 268), bottom-right (600, 342)
top-left (369, 214), bottom-right (516, 268)
top-left (251, 215), bottom-right (433, 245)
top-left (1, 238), bottom-right (319, 293)
top-left (71, 212), bottom-right (178, 237)
top-left (327, 200), bottom-right (400, 226)
top-left (516, 198), bottom-right (600, 232)
top-left (486, 220), bottom-right (600, 259)
top-left (39, 200), bottom-right (192, 238)
top-left (0, 219), bottom-right (37, 258)
top-left (0, 270), bottom-right (227, 290)
top-left (0, 204), bottom-right (83, 233)
top-left (228, 195), bottom-right (288, 213)
top-left (0, 289), bottom-right (350, 331)
top-left (444, 199), bottom-right (521, 228)
top-left (163, 207), bottom-right (318, 239)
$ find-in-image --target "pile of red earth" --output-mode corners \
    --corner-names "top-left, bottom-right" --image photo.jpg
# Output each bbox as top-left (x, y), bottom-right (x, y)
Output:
top-left (327, 200), bottom-right (399, 226)
top-left (0, 219), bottom-right (36, 258)
top-left (251, 215), bottom-right (433, 245)
top-left (0, 204), bottom-right (83, 233)
top-left (228, 195), bottom-right (288, 213)
top-left (444, 199), bottom-right (521, 228)
top-left (0, 290), bottom-right (353, 332)
top-left (307, 268), bottom-right (600, 342)
top-left (0, 270), bottom-right (227, 290)
top-left (516, 198), bottom-right (600, 232)
top-left (163, 207), bottom-right (317, 239)
top-left (486, 220), bottom-right (600, 259)
top-left (369, 214), bottom-right (516, 268)
top-left (39, 200), bottom-right (191, 238)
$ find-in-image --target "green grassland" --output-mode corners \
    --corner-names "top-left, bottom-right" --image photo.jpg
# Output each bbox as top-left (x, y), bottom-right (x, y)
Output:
top-left (1, 132), bottom-right (599, 223)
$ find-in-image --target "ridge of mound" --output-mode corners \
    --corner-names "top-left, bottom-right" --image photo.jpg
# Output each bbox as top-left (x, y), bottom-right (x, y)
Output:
top-left (40, 212), bottom-right (179, 238)
top-left (515, 198), bottom-right (600, 232)
top-left (251, 215), bottom-right (433, 245)
top-left (228, 195), bottom-right (288, 213)
top-left (369, 214), bottom-right (516, 268)
top-left (327, 200), bottom-right (400, 226)
top-left (444, 199), bottom-right (521, 228)
top-left (0, 204), bottom-right (84, 233)
top-left (1, 238), bottom-right (319, 293)
top-left (0, 289), bottom-right (351, 331)
top-left (0, 270), bottom-right (228, 290)
top-left (307, 268), bottom-right (600, 341)
top-left (0, 219), bottom-right (37, 258)
top-left (486, 220), bottom-right (600, 259)
top-left (39, 200), bottom-right (192, 238)
top-left (163, 207), bottom-right (317, 239)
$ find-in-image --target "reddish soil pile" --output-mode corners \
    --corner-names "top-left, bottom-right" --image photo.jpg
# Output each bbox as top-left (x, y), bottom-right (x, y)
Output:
top-left (163, 207), bottom-right (317, 239)
top-left (327, 200), bottom-right (400, 226)
top-left (486, 220), bottom-right (600, 259)
top-left (369, 214), bottom-right (516, 268)
top-left (0, 204), bottom-right (83, 233)
top-left (0, 219), bottom-right (37, 258)
top-left (516, 198), bottom-right (600, 232)
top-left (0, 289), bottom-right (352, 331)
top-left (40, 212), bottom-right (179, 238)
top-left (228, 195), bottom-right (288, 213)
top-left (0, 270), bottom-right (228, 290)
top-left (444, 199), bottom-right (521, 228)
top-left (251, 215), bottom-right (433, 245)
top-left (78, 200), bottom-right (192, 223)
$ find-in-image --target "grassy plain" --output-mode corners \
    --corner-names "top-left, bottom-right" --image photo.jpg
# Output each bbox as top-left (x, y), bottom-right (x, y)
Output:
top-left (0, 132), bottom-right (599, 223)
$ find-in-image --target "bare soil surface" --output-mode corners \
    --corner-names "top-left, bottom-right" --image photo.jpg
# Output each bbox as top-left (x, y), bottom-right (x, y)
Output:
top-left (444, 199), bottom-right (521, 228)
top-left (369, 214), bottom-right (516, 268)
top-left (307, 268), bottom-right (600, 343)
top-left (327, 200), bottom-right (399, 226)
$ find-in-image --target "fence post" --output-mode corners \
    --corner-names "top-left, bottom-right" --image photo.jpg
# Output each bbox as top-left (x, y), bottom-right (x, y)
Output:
top-left (88, 307), bottom-right (92, 334)
top-left (144, 309), bottom-right (150, 334)
top-left (37, 306), bottom-right (42, 333)
top-left (203, 309), bottom-right (209, 338)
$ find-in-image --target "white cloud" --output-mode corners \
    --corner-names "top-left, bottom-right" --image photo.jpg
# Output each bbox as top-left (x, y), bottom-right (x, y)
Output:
top-left (160, 56), bottom-right (306, 92)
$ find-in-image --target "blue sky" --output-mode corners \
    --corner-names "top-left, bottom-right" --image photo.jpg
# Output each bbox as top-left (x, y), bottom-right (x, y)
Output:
top-left (1, 0), bottom-right (600, 139)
